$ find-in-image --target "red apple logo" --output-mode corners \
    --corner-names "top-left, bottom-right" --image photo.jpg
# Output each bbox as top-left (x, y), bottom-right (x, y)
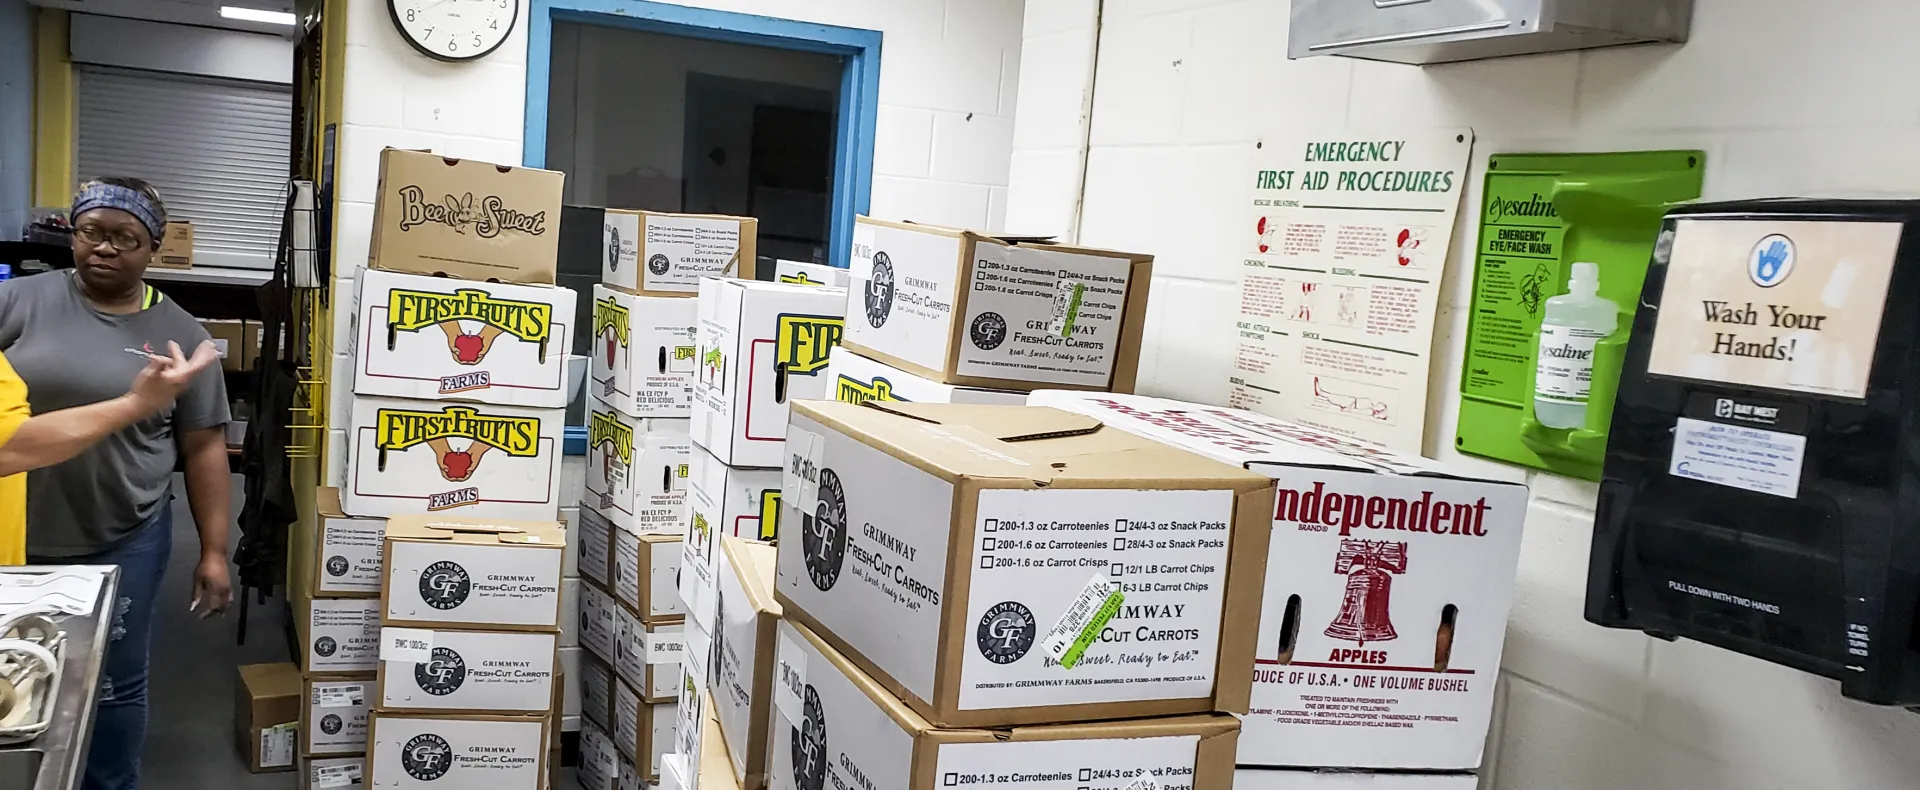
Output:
top-left (442, 451), bottom-right (475, 481)
top-left (1257, 217), bottom-right (1270, 253)
top-left (605, 335), bottom-right (617, 368)
top-left (453, 333), bottom-right (485, 364)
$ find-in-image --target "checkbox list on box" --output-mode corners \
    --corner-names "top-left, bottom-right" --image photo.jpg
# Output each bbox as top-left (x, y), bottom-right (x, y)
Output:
top-left (980, 555), bottom-right (996, 569)
top-left (983, 519), bottom-right (999, 532)
top-left (944, 773), bottom-right (958, 787)
top-left (982, 537), bottom-right (997, 552)
top-left (1113, 519), bottom-right (1128, 533)
top-left (1111, 536), bottom-right (1126, 551)
top-left (1079, 768), bottom-right (1093, 781)
top-left (1109, 563), bottom-right (1125, 578)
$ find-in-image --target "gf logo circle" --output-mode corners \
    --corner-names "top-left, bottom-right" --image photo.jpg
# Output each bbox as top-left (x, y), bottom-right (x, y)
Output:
top-left (416, 647), bottom-right (468, 696)
top-left (402, 733), bottom-right (454, 781)
top-left (325, 555), bottom-right (350, 578)
top-left (313, 636), bottom-right (337, 658)
top-left (648, 253), bottom-right (672, 277)
top-left (976, 601), bottom-right (1036, 664)
top-left (420, 561), bottom-right (472, 610)
top-left (970, 312), bottom-right (1008, 351)
top-left (864, 253), bottom-right (896, 328)
top-left (790, 686), bottom-right (828, 790)
top-left (801, 469), bottom-right (848, 592)
top-left (320, 714), bottom-right (343, 735)
top-left (606, 226), bottom-right (622, 271)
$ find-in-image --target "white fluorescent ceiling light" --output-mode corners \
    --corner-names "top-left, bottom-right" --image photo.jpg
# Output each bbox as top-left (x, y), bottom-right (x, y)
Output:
top-left (220, 6), bottom-right (297, 26)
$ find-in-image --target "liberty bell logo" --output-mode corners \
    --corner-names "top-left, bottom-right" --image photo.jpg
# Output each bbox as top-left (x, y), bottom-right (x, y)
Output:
top-left (1324, 539), bottom-right (1408, 645)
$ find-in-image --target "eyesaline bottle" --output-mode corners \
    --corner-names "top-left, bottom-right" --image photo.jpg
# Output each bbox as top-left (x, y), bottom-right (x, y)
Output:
top-left (1533, 262), bottom-right (1618, 429)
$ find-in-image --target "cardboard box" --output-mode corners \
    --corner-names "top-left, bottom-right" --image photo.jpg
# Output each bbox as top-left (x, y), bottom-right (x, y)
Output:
top-left (711, 537), bottom-right (779, 789)
top-left (154, 221), bottom-right (193, 269)
top-left (826, 346), bottom-right (1025, 406)
top-left (1234, 770), bottom-right (1481, 789)
top-left (591, 284), bottom-right (699, 418)
top-left (316, 488), bottom-right (386, 598)
top-left (367, 712), bottom-right (549, 789)
top-left (617, 609), bottom-right (684, 701)
top-left (381, 513), bottom-right (566, 631)
top-left (305, 597), bottom-right (382, 675)
top-left (660, 753), bottom-right (690, 790)
top-left (774, 400), bottom-right (1274, 728)
top-left (235, 663), bottom-right (302, 773)
top-left (562, 578), bottom-right (582, 648)
top-left (580, 506), bottom-right (615, 590)
top-left (682, 616), bottom-right (713, 694)
top-left (580, 580), bottom-right (620, 665)
top-left (668, 685), bottom-right (740, 790)
top-left (353, 269), bottom-right (578, 408)
top-left (774, 260), bottom-right (850, 289)
top-left (368, 149), bottom-right (564, 285)
top-left (614, 529), bottom-right (685, 623)
top-left (579, 719), bottom-right (621, 790)
top-left (343, 395), bottom-right (565, 520)
top-left (685, 442), bottom-right (781, 573)
top-left (613, 683), bottom-right (677, 782)
top-left (689, 278), bottom-right (846, 468)
top-left (845, 216), bottom-right (1153, 392)
top-left (300, 756), bottom-right (365, 790)
top-left (602, 209), bottom-right (758, 295)
top-left (771, 620), bottom-right (1239, 790)
top-left (203, 319), bottom-right (247, 372)
top-left (304, 677), bottom-right (372, 756)
top-left (1026, 391), bottom-right (1529, 772)
top-left (376, 627), bottom-right (559, 714)
top-left (586, 404), bottom-right (690, 533)
top-left (244, 320), bottom-right (263, 370)
top-left (582, 649), bottom-right (617, 732)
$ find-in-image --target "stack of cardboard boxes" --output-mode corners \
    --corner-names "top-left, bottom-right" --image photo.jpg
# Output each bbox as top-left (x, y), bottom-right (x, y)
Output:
top-left (1027, 391), bottom-right (1527, 790)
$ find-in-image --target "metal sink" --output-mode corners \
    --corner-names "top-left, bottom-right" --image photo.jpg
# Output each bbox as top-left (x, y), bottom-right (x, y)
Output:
top-left (0, 749), bottom-right (45, 789)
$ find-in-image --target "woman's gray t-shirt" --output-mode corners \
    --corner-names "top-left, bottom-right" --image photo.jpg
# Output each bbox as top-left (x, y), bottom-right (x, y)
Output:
top-left (0, 272), bottom-right (231, 555)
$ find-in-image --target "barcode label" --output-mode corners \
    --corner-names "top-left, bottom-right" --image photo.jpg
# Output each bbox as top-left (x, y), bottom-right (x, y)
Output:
top-left (318, 684), bottom-right (364, 708)
top-left (1123, 772), bottom-right (1160, 790)
top-left (1039, 573), bottom-right (1125, 669)
top-left (315, 764), bottom-right (362, 787)
top-left (1048, 280), bottom-right (1087, 338)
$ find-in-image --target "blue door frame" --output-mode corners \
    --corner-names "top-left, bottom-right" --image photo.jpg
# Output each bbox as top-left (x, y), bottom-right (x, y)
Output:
top-left (523, 0), bottom-right (881, 454)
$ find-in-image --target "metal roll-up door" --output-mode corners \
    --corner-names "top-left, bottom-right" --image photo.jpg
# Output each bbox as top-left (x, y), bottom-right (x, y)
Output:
top-left (76, 65), bottom-right (291, 270)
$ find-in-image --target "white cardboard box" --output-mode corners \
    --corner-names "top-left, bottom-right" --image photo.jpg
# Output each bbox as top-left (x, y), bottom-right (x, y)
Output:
top-left (602, 209), bottom-right (757, 296)
top-left (844, 216), bottom-right (1152, 391)
top-left (1233, 769), bottom-right (1481, 789)
top-left (614, 529), bottom-right (685, 622)
top-left (579, 507), bottom-right (614, 589)
top-left (367, 713), bottom-right (547, 789)
top-left (825, 346), bottom-right (1025, 406)
top-left (616, 609), bottom-right (684, 701)
top-left (711, 538), bottom-right (779, 789)
top-left (381, 514), bottom-right (566, 631)
top-left (303, 678), bottom-right (371, 756)
top-left (686, 443), bottom-right (781, 569)
top-left (316, 488), bottom-right (386, 597)
top-left (561, 578), bottom-right (581, 650)
top-left (376, 628), bottom-right (559, 714)
top-left (582, 648), bottom-right (617, 732)
top-left (659, 753), bottom-right (690, 790)
top-left (770, 620), bottom-right (1239, 790)
top-left (299, 756), bottom-right (365, 790)
top-left (612, 682), bottom-right (678, 782)
top-left (579, 720), bottom-right (621, 790)
top-left (343, 395), bottom-right (565, 519)
top-left (689, 278), bottom-right (846, 468)
top-left (586, 404), bottom-right (690, 533)
top-left (353, 269), bottom-right (578, 408)
top-left (775, 401), bottom-right (1273, 728)
top-left (773, 260), bottom-right (850, 288)
top-left (673, 669), bottom-right (706, 781)
top-left (580, 581), bottom-right (620, 666)
top-left (1028, 391), bottom-right (1529, 772)
top-left (590, 284), bottom-right (699, 418)
top-left (306, 598), bottom-right (381, 675)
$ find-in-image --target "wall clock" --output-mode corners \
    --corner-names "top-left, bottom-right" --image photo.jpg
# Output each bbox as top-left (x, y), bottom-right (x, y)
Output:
top-left (389, 0), bottom-right (519, 62)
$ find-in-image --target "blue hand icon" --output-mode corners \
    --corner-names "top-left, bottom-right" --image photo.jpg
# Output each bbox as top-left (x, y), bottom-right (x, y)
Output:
top-left (1756, 239), bottom-right (1788, 281)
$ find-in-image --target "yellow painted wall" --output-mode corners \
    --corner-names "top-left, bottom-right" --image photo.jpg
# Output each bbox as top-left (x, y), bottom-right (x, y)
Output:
top-left (31, 9), bottom-right (72, 206)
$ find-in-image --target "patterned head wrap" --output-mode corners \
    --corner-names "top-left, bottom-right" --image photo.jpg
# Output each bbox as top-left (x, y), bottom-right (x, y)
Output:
top-left (71, 182), bottom-right (168, 247)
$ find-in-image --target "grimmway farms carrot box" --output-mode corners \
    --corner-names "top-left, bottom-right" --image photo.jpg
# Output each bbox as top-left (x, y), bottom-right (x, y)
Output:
top-left (1028, 391), bottom-right (1528, 772)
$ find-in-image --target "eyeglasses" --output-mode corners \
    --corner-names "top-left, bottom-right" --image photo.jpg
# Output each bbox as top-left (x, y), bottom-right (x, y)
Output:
top-left (75, 225), bottom-right (147, 252)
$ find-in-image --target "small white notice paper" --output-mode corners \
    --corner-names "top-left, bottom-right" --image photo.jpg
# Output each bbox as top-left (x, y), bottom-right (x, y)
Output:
top-left (380, 627), bottom-right (435, 664)
top-left (1668, 417), bottom-right (1806, 498)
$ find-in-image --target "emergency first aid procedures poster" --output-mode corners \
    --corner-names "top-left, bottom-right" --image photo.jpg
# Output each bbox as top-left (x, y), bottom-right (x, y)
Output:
top-left (1233, 130), bottom-right (1474, 452)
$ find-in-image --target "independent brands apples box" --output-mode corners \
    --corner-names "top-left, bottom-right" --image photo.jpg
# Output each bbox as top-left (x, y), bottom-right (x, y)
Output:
top-left (1027, 391), bottom-right (1529, 772)
top-left (303, 678), bottom-right (371, 756)
top-left (689, 278), bottom-right (845, 468)
top-left (613, 683), bottom-right (677, 781)
top-left (369, 149), bottom-right (564, 285)
top-left (845, 216), bottom-right (1153, 392)
top-left (775, 400), bottom-right (1274, 728)
top-left (343, 395), bottom-right (564, 519)
top-left (603, 209), bottom-right (758, 295)
top-left (375, 627), bottom-right (559, 714)
top-left (591, 284), bottom-right (699, 418)
top-left (354, 269), bottom-right (578, 408)
top-left (774, 260), bottom-right (850, 289)
top-left (380, 514), bottom-right (566, 632)
top-left (305, 598), bottom-right (381, 675)
top-left (1233, 769), bottom-right (1481, 790)
top-left (614, 529), bottom-right (685, 622)
top-left (586, 403), bottom-right (690, 533)
top-left (315, 488), bottom-right (385, 597)
top-left (771, 620), bottom-right (1240, 790)
top-left (367, 712), bottom-right (549, 789)
top-left (711, 537), bottom-right (780, 790)
top-left (580, 581), bottom-right (620, 664)
top-left (616, 609), bottom-right (684, 701)
top-left (826, 346), bottom-right (1025, 407)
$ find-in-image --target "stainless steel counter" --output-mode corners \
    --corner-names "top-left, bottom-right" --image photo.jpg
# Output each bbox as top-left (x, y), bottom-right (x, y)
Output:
top-left (0, 567), bottom-right (120, 790)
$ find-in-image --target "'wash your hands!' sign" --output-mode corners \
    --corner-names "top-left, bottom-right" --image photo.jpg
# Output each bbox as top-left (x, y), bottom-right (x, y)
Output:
top-left (1647, 219), bottom-right (1902, 400)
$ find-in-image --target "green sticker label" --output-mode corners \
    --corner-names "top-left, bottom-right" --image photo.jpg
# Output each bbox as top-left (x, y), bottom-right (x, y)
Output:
top-left (1059, 282), bottom-right (1086, 338)
top-left (1060, 586), bottom-right (1124, 670)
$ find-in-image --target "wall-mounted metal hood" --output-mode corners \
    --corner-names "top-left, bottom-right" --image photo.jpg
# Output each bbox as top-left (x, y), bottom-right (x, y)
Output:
top-left (1290, 0), bottom-right (1693, 65)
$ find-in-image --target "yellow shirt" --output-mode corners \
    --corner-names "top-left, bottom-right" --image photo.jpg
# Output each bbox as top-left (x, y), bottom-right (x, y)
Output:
top-left (0, 351), bottom-right (26, 564)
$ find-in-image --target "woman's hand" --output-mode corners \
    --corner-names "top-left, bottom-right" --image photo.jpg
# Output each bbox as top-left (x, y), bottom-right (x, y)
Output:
top-left (129, 340), bottom-right (220, 413)
top-left (191, 554), bottom-right (233, 618)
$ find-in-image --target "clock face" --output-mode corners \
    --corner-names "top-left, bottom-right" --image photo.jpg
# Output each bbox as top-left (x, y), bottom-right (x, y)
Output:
top-left (389, 0), bottom-right (519, 62)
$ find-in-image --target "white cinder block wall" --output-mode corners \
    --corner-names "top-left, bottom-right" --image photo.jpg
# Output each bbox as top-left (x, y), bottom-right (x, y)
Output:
top-left (1007, 1), bottom-right (1920, 788)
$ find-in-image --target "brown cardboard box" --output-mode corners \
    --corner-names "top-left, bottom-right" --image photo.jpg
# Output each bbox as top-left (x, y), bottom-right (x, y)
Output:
top-left (154, 221), bottom-right (193, 269)
top-left (242, 320), bottom-right (263, 370)
top-left (770, 619), bottom-right (1241, 790)
top-left (775, 401), bottom-right (1274, 728)
top-left (313, 488), bottom-right (386, 599)
top-left (235, 662), bottom-right (303, 773)
top-left (368, 148), bottom-right (564, 285)
top-left (302, 676), bottom-right (372, 756)
top-left (372, 628), bottom-right (559, 715)
top-left (380, 514), bottom-right (567, 631)
top-left (367, 712), bottom-right (548, 789)
top-left (711, 536), bottom-right (778, 789)
top-left (202, 319), bottom-right (247, 372)
top-left (842, 216), bottom-right (1153, 392)
top-left (601, 209), bottom-right (758, 296)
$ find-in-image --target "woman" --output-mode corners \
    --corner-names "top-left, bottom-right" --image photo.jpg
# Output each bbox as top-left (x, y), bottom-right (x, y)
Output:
top-left (0, 178), bottom-right (235, 790)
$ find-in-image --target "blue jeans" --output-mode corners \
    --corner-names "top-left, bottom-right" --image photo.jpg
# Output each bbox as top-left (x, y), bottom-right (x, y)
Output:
top-left (29, 505), bottom-right (171, 790)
